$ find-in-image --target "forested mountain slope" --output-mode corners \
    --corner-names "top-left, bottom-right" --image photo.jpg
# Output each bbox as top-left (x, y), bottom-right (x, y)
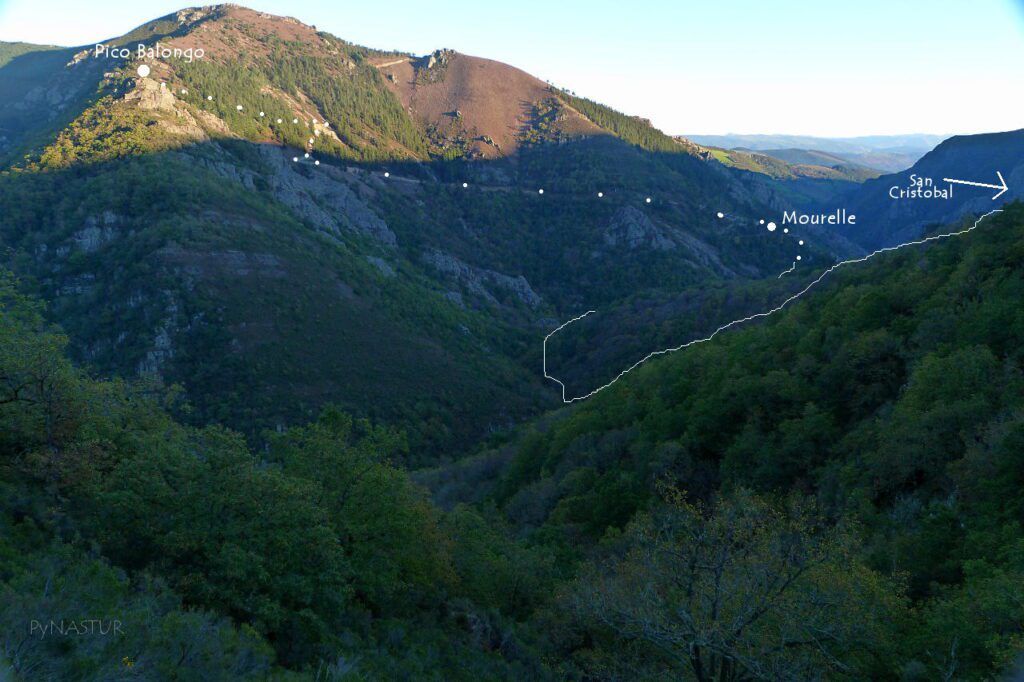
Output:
top-left (0, 4), bottom-right (1021, 678)
top-left (425, 202), bottom-right (1024, 679)
top-left (0, 5), bottom-right (860, 456)
top-left (6, 204), bottom-right (1024, 680)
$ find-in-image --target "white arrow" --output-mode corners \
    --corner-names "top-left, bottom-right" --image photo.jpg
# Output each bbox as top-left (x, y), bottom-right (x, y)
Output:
top-left (942, 171), bottom-right (1009, 200)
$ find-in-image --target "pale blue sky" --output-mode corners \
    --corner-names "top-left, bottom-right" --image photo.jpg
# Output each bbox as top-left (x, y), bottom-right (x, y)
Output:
top-left (2, 0), bottom-right (1023, 136)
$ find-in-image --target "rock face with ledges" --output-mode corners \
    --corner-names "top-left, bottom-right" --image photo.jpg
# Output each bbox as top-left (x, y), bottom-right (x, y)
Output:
top-left (125, 78), bottom-right (177, 111)
top-left (258, 147), bottom-right (397, 245)
top-left (603, 206), bottom-right (675, 251)
top-left (191, 144), bottom-right (397, 246)
top-left (422, 249), bottom-right (541, 309)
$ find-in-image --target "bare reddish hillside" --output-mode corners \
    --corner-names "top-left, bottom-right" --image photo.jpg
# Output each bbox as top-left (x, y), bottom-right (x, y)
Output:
top-left (137, 5), bottom-right (607, 159)
top-left (375, 51), bottom-right (603, 158)
top-left (164, 5), bottom-right (324, 59)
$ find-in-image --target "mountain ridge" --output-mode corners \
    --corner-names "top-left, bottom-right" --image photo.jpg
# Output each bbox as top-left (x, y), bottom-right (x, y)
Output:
top-left (1, 3), bottom-right (856, 457)
top-left (839, 128), bottom-right (1024, 249)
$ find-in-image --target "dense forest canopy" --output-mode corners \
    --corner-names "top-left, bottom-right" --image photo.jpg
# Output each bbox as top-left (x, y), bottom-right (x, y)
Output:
top-left (3, 205), bottom-right (1024, 679)
top-left (1, 4), bottom-right (1023, 679)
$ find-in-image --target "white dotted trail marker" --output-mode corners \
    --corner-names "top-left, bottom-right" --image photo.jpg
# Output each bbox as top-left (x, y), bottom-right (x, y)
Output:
top-left (538, 189), bottom-right (544, 194)
top-left (384, 172), bottom-right (390, 178)
top-left (767, 222), bottom-right (777, 232)
top-left (597, 192), bottom-right (604, 198)
top-left (136, 64), bottom-right (150, 78)
top-left (645, 197), bottom-right (652, 203)
top-left (716, 212), bottom-right (724, 219)
top-left (462, 182), bottom-right (468, 188)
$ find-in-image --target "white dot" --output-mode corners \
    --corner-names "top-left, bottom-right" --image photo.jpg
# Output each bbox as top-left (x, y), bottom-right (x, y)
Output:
top-left (759, 219), bottom-right (765, 225)
top-left (314, 160), bottom-right (320, 166)
top-left (384, 172), bottom-right (390, 178)
top-left (159, 82), bottom-right (166, 89)
top-left (597, 192), bottom-right (604, 198)
top-left (304, 153), bottom-right (309, 158)
top-left (236, 105), bottom-right (243, 111)
top-left (462, 182), bottom-right (468, 188)
top-left (181, 88), bottom-right (188, 94)
top-left (716, 212), bottom-right (724, 219)
top-left (796, 255), bottom-right (802, 260)
top-left (292, 157), bottom-right (298, 162)
top-left (767, 222), bottom-right (777, 232)
top-left (136, 64), bottom-right (151, 78)
top-left (324, 122), bottom-right (330, 128)
top-left (259, 111), bottom-right (265, 117)
top-left (311, 118), bottom-right (317, 124)
top-left (207, 95), bottom-right (213, 101)
top-left (538, 189), bottom-right (544, 194)
top-left (799, 240), bottom-right (805, 246)
top-left (276, 118), bottom-right (283, 124)
top-left (645, 197), bottom-right (651, 203)
top-left (309, 138), bottom-right (315, 144)
top-left (783, 228), bottom-right (789, 234)
top-left (293, 118), bottom-right (299, 124)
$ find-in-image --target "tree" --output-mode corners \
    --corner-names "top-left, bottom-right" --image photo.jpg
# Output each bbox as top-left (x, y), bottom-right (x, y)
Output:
top-left (571, 489), bottom-right (902, 681)
top-left (0, 272), bottom-right (84, 456)
top-left (268, 407), bottom-right (455, 615)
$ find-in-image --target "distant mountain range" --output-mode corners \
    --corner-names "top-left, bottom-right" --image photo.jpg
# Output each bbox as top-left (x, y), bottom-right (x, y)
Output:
top-left (687, 133), bottom-right (948, 153)
top-left (687, 133), bottom-right (950, 173)
top-left (690, 144), bottom-right (880, 182)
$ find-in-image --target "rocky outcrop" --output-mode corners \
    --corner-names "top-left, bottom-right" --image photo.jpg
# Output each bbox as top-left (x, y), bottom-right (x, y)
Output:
top-left (190, 144), bottom-right (397, 246)
top-left (137, 325), bottom-right (174, 375)
top-left (366, 256), bottom-right (396, 278)
top-left (415, 49), bottom-right (455, 84)
top-left (421, 250), bottom-right (541, 308)
top-left (603, 206), bottom-right (675, 250)
top-left (125, 78), bottom-right (177, 111)
top-left (674, 231), bottom-right (736, 277)
top-left (176, 7), bottom-right (216, 25)
top-left (72, 211), bottom-right (121, 252)
top-left (257, 147), bottom-right (397, 246)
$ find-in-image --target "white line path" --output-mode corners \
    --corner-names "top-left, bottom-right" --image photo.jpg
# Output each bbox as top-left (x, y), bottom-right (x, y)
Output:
top-left (544, 210), bottom-right (1004, 404)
